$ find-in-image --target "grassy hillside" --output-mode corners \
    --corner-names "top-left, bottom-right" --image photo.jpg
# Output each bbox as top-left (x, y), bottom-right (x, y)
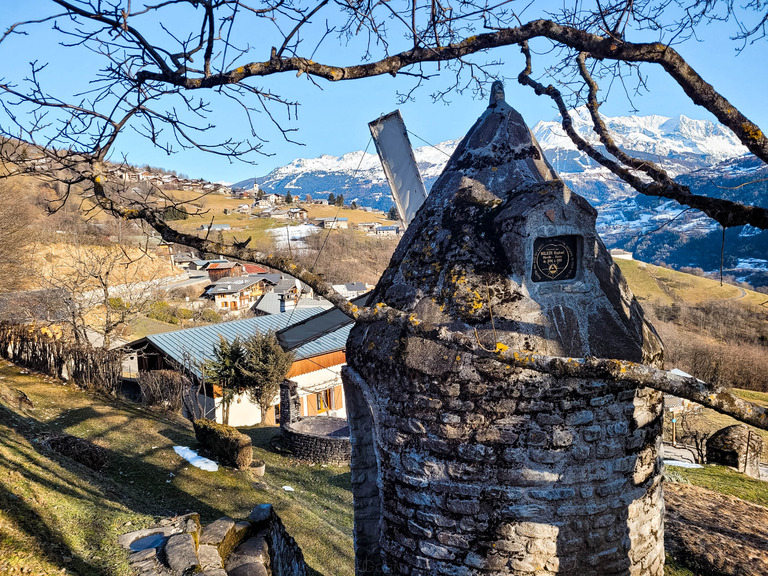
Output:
top-left (0, 360), bottom-right (354, 576)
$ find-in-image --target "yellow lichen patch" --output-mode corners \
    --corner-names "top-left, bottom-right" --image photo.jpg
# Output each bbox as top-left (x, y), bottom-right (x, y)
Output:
top-left (495, 343), bottom-right (509, 354)
top-left (408, 314), bottom-right (421, 326)
top-left (455, 355), bottom-right (461, 362)
top-left (368, 342), bottom-right (376, 351)
top-left (465, 36), bottom-right (477, 43)
top-left (742, 122), bottom-right (764, 141)
top-left (491, 166), bottom-right (498, 172)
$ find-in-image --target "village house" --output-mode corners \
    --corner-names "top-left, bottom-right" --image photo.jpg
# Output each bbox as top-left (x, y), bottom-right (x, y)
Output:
top-left (126, 307), bottom-right (352, 426)
top-left (204, 276), bottom-right (267, 311)
top-left (287, 207), bottom-right (308, 221)
top-left (331, 282), bottom-right (370, 299)
top-left (270, 209), bottom-right (291, 220)
top-left (355, 222), bottom-right (378, 233)
top-left (315, 217), bottom-right (348, 229)
top-left (206, 261), bottom-right (245, 282)
top-left (373, 224), bottom-right (402, 236)
top-left (196, 223), bottom-right (231, 232)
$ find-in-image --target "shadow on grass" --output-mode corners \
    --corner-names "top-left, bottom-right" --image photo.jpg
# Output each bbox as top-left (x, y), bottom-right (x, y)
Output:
top-left (0, 478), bottom-right (110, 576)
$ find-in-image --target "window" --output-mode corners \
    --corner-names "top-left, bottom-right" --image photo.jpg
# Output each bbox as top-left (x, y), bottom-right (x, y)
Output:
top-left (274, 404), bottom-right (280, 425)
top-left (317, 389), bottom-right (333, 413)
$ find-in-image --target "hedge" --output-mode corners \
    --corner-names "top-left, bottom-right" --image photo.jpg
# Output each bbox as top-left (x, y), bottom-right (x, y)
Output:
top-left (192, 418), bottom-right (252, 469)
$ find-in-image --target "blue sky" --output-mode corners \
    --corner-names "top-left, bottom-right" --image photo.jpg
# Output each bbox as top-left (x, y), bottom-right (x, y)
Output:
top-left (1, 1), bottom-right (766, 184)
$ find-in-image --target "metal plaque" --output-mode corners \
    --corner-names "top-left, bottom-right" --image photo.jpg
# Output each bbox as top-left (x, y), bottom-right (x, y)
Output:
top-left (532, 235), bottom-right (579, 282)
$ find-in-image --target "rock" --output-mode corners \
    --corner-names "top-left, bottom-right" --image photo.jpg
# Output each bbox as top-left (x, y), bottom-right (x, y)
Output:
top-left (227, 563), bottom-right (269, 576)
top-left (165, 533), bottom-right (200, 575)
top-left (198, 544), bottom-right (224, 571)
top-left (248, 504), bottom-right (273, 526)
top-left (706, 424), bottom-right (763, 479)
top-left (199, 517), bottom-right (250, 559)
top-left (225, 534), bottom-right (270, 572)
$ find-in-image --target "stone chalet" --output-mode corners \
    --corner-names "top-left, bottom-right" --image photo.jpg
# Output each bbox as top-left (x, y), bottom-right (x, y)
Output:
top-left (126, 306), bottom-right (356, 426)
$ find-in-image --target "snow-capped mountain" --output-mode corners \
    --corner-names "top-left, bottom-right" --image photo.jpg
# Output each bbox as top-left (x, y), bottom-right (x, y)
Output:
top-left (233, 112), bottom-right (767, 285)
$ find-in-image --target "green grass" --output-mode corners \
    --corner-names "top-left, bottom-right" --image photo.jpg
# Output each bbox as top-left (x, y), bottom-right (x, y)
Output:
top-left (670, 465), bottom-right (768, 508)
top-left (127, 315), bottom-right (179, 339)
top-left (665, 554), bottom-right (696, 576)
top-left (615, 259), bottom-right (762, 306)
top-left (0, 360), bottom-right (353, 576)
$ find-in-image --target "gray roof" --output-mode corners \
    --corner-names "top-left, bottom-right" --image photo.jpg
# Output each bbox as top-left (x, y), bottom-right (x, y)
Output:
top-left (205, 276), bottom-right (264, 295)
top-left (292, 323), bottom-right (351, 361)
top-left (131, 308), bottom-right (325, 378)
top-left (345, 282), bottom-right (367, 292)
top-left (254, 292), bottom-right (283, 315)
top-left (276, 293), bottom-right (368, 360)
top-left (255, 293), bottom-right (334, 315)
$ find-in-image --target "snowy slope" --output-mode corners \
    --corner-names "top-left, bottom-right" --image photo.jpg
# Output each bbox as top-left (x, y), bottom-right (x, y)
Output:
top-left (232, 111), bottom-right (767, 284)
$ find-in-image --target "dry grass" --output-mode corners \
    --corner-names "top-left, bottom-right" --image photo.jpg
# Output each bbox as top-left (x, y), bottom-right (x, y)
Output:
top-left (0, 360), bottom-right (353, 576)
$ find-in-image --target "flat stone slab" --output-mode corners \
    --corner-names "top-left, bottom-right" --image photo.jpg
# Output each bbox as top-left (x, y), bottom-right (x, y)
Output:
top-left (290, 416), bottom-right (349, 438)
top-left (198, 544), bottom-right (224, 571)
top-left (165, 533), bottom-right (201, 575)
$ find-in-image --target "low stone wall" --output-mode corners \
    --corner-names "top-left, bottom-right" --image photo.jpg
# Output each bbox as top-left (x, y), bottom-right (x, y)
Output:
top-left (281, 419), bottom-right (351, 465)
top-left (253, 504), bottom-right (307, 576)
top-left (120, 504), bottom-right (307, 576)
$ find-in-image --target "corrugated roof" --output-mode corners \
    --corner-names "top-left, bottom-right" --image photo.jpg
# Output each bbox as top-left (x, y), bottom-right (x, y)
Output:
top-left (292, 323), bottom-right (351, 361)
top-left (140, 308), bottom-right (324, 378)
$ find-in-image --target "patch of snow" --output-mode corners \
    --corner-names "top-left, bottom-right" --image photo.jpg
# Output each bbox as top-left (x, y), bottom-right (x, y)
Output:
top-left (282, 485), bottom-right (295, 492)
top-left (173, 446), bottom-right (218, 472)
top-left (735, 258), bottom-right (768, 271)
top-left (664, 460), bottom-right (703, 469)
top-left (268, 224), bottom-right (319, 250)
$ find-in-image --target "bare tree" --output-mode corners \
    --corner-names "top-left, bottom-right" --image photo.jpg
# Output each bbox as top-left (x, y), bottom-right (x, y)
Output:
top-left (42, 242), bottom-right (166, 348)
top-left (1, 1), bottom-right (768, 428)
top-left (0, 178), bottom-right (39, 291)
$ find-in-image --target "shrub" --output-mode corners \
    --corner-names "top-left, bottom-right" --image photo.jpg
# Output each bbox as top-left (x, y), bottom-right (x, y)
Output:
top-left (137, 369), bottom-right (190, 411)
top-left (193, 418), bottom-right (252, 469)
top-left (148, 301), bottom-right (178, 324)
top-left (199, 308), bottom-right (222, 323)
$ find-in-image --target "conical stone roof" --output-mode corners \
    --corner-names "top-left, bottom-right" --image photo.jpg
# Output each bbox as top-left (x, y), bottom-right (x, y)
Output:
top-left (353, 81), bottom-right (662, 363)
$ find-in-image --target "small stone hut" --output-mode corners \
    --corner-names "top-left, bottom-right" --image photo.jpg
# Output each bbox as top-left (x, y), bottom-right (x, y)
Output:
top-left (706, 424), bottom-right (763, 479)
top-left (342, 82), bottom-right (665, 575)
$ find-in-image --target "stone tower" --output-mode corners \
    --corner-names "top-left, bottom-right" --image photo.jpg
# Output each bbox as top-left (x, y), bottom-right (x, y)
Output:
top-left (342, 82), bottom-right (665, 575)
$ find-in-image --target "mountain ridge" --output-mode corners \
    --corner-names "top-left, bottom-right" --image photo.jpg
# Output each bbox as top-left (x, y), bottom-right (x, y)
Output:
top-left (232, 111), bottom-right (767, 286)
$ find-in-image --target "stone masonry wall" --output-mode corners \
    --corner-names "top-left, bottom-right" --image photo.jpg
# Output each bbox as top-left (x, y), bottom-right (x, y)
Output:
top-left (281, 423), bottom-right (351, 465)
top-left (345, 352), bottom-right (664, 575)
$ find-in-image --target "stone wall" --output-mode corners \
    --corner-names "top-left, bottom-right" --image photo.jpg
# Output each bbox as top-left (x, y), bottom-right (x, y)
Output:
top-left (120, 505), bottom-right (307, 576)
top-left (344, 360), bottom-right (664, 575)
top-left (706, 424), bottom-right (763, 479)
top-left (280, 379), bottom-right (301, 426)
top-left (280, 421), bottom-right (351, 465)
